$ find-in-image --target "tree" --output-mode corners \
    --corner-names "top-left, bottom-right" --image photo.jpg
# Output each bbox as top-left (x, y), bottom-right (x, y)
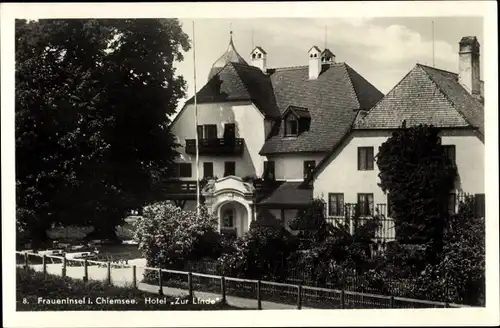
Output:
top-left (376, 124), bottom-right (457, 260)
top-left (15, 19), bottom-right (190, 244)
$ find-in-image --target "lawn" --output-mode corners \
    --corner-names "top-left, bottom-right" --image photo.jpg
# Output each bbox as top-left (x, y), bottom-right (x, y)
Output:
top-left (17, 268), bottom-right (240, 311)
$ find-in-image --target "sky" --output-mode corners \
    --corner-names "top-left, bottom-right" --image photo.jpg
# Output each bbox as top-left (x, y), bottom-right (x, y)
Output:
top-left (173, 17), bottom-right (483, 112)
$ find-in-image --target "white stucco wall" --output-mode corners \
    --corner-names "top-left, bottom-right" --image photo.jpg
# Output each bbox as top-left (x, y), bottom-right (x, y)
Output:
top-left (313, 129), bottom-right (485, 216)
top-left (171, 101), bottom-right (267, 179)
top-left (266, 153), bottom-right (326, 181)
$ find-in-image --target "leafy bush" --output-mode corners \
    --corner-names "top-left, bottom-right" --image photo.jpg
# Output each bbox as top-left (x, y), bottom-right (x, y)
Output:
top-left (216, 217), bottom-right (298, 281)
top-left (16, 268), bottom-right (235, 311)
top-left (134, 202), bottom-right (221, 271)
top-left (409, 197), bottom-right (485, 305)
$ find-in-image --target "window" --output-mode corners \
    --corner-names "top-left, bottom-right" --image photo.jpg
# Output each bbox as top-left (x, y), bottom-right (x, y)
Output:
top-left (204, 125), bottom-right (217, 139)
top-left (448, 193), bottom-right (457, 215)
top-left (303, 160), bottom-right (316, 179)
top-left (285, 116), bottom-right (298, 136)
top-left (203, 162), bottom-right (213, 178)
top-left (358, 147), bottom-right (374, 170)
top-left (357, 193), bottom-right (374, 216)
top-left (328, 193), bottom-right (344, 217)
top-left (263, 161), bottom-right (275, 180)
top-left (443, 145), bottom-right (456, 165)
top-left (223, 123), bottom-right (236, 139)
top-left (196, 124), bottom-right (217, 139)
top-left (224, 161), bottom-right (236, 177)
top-left (178, 163), bottom-right (192, 178)
top-left (222, 208), bottom-right (234, 227)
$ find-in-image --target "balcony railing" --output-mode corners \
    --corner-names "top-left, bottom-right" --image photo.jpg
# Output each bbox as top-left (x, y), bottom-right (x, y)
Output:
top-left (161, 181), bottom-right (198, 199)
top-left (185, 138), bottom-right (244, 155)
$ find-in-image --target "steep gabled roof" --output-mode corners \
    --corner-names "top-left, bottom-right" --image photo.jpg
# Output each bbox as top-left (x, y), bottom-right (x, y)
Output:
top-left (354, 64), bottom-right (484, 140)
top-left (185, 62), bottom-right (280, 118)
top-left (259, 63), bottom-right (384, 154)
top-left (305, 63), bottom-right (485, 186)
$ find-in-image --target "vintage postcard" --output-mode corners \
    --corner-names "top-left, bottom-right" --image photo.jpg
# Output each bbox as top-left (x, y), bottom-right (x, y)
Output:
top-left (1, 1), bottom-right (498, 327)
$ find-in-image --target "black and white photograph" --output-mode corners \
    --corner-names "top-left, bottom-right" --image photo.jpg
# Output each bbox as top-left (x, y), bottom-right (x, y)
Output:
top-left (1, 1), bottom-right (498, 327)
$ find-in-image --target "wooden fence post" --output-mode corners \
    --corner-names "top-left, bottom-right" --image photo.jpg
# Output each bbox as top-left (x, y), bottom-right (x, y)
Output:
top-left (83, 259), bottom-right (88, 282)
top-left (132, 265), bottom-right (137, 289)
top-left (220, 276), bottom-right (226, 304)
top-left (62, 257), bottom-right (67, 277)
top-left (257, 280), bottom-right (262, 310)
top-left (297, 285), bottom-right (302, 309)
top-left (42, 255), bottom-right (47, 275)
top-left (158, 269), bottom-right (164, 295)
top-left (340, 290), bottom-right (345, 309)
top-left (188, 272), bottom-right (193, 304)
top-left (24, 253), bottom-right (29, 270)
top-left (106, 262), bottom-right (111, 285)
top-left (390, 296), bottom-right (395, 308)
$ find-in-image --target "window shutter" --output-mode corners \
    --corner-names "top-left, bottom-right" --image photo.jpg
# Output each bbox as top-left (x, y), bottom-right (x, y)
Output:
top-left (367, 147), bottom-right (374, 170)
top-left (339, 194), bottom-right (345, 216)
top-left (474, 193), bottom-right (485, 218)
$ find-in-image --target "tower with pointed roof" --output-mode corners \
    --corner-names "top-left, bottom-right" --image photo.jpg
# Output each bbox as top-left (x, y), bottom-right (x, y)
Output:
top-left (207, 31), bottom-right (249, 81)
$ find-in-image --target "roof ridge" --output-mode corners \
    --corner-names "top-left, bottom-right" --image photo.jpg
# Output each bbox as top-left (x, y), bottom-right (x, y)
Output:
top-left (269, 65), bottom-right (308, 71)
top-left (268, 62), bottom-right (346, 72)
top-left (342, 63), bottom-right (362, 110)
top-left (417, 63), bottom-right (459, 77)
top-left (418, 64), bottom-right (477, 131)
top-left (355, 64), bottom-right (418, 128)
top-left (344, 63), bottom-right (384, 109)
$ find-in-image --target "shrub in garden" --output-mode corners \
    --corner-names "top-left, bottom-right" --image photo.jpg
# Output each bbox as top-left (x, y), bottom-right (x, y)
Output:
top-left (216, 217), bottom-right (298, 281)
top-left (408, 196), bottom-right (485, 305)
top-left (134, 202), bottom-right (221, 272)
top-left (289, 198), bottom-right (331, 245)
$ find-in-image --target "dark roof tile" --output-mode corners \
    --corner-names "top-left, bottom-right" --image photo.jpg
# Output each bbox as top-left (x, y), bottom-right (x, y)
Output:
top-left (258, 182), bottom-right (312, 207)
top-left (186, 62), bottom-right (280, 118)
top-left (260, 63), bottom-right (383, 154)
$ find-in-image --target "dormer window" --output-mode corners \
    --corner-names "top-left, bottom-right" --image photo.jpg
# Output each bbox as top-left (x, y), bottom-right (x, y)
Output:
top-left (283, 106), bottom-right (311, 137)
top-left (285, 116), bottom-right (298, 136)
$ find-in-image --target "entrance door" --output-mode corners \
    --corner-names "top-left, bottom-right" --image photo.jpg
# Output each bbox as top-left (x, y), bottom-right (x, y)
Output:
top-left (221, 207), bottom-right (237, 237)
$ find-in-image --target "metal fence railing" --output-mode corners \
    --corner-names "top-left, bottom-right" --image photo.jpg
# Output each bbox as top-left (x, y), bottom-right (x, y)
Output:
top-left (16, 251), bottom-right (469, 310)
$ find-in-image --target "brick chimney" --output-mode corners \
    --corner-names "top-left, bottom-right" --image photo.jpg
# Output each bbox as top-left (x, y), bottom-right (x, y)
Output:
top-left (458, 36), bottom-right (480, 96)
top-left (250, 46), bottom-right (267, 72)
top-left (308, 46), bottom-right (322, 80)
